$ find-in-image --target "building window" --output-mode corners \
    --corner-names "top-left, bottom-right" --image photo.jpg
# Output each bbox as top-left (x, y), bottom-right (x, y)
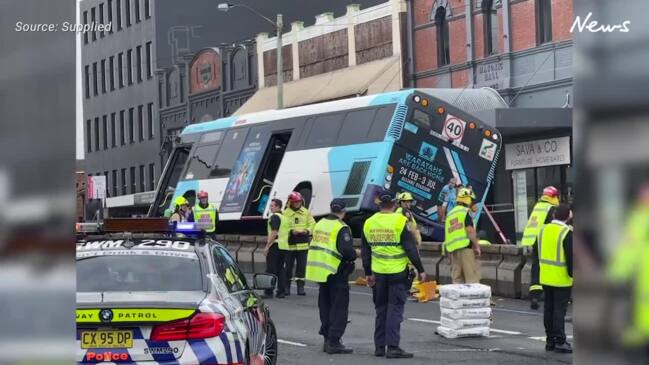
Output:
top-left (135, 0), bottom-right (141, 23)
top-left (129, 107), bottom-right (135, 143)
top-left (144, 0), bottom-right (150, 18)
top-left (121, 168), bottom-right (127, 195)
top-left (138, 105), bottom-right (144, 141)
top-left (130, 166), bottom-right (136, 193)
top-left (127, 49), bottom-right (133, 85)
top-left (116, 0), bottom-right (122, 30)
top-left (107, 0), bottom-right (113, 33)
top-left (100, 59), bottom-right (106, 93)
top-left (139, 165), bottom-right (145, 192)
top-left (86, 119), bottom-right (92, 153)
top-left (110, 112), bottom-right (116, 147)
top-left (83, 11), bottom-right (89, 44)
top-left (125, 0), bottom-right (131, 26)
top-left (482, 0), bottom-right (498, 55)
top-left (148, 163), bottom-right (155, 190)
top-left (119, 110), bottom-right (126, 145)
top-left (99, 3), bottom-right (105, 38)
top-left (537, 0), bottom-right (552, 44)
top-left (94, 117), bottom-right (100, 151)
top-left (109, 56), bottom-right (115, 90)
top-left (136, 45), bottom-right (142, 82)
top-left (92, 62), bottom-right (98, 96)
top-left (102, 115), bottom-right (108, 149)
top-left (118, 52), bottom-right (124, 88)
top-left (145, 41), bottom-right (152, 78)
top-left (147, 102), bottom-right (154, 139)
top-left (84, 65), bottom-right (90, 98)
top-left (91, 7), bottom-right (97, 41)
top-left (112, 170), bottom-right (118, 196)
top-left (434, 6), bottom-right (450, 66)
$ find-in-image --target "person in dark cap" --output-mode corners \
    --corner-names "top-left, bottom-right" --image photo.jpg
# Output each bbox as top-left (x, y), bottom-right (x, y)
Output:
top-left (362, 189), bottom-right (427, 359)
top-left (305, 198), bottom-right (357, 354)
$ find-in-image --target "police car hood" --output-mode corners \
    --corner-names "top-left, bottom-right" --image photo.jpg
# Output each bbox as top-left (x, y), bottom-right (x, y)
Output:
top-left (77, 290), bottom-right (207, 309)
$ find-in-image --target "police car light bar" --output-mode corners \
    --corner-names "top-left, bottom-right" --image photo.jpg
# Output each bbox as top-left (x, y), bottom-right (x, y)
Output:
top-left (175, 222), bottom-right (212, 233)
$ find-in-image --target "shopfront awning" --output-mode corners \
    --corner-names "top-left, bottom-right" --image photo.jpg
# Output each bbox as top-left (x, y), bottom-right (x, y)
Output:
top-left (234, 56), bottom-right (401, 115)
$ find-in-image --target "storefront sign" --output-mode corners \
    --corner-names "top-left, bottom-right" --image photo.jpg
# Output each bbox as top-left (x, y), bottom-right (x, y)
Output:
top-left (505, 137), bottom-right (571, 170)
top-left (476, 61), bottom-right (505, 90)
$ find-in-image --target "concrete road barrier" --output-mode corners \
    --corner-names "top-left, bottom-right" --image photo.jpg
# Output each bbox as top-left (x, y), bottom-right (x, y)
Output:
top-left (223, 235), bottom-right (240, 258)
top-left (497, 245), bottom-right (525, 298)
top-left (478, 245), bottom-right (503, 291)
top-left (237, 235), bottom-right (257, 273)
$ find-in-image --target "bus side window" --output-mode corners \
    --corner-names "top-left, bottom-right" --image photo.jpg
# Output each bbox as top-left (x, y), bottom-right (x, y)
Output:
top-left (338, 109), bottom-right (377, 145)
top-left (210, 128), bottom-right (249, 178)
top-left (307, 113), bottom-right (344, 147)
top-left (368, 106), bottom-right (398, 140)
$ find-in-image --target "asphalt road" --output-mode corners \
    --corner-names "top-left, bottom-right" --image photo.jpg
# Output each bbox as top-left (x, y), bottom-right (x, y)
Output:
top-left (265, 284), bottom-right (573, 365)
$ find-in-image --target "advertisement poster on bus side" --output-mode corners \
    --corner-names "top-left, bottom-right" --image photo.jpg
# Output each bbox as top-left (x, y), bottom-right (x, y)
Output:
top-left (220, 129), bottom-right (270, 213)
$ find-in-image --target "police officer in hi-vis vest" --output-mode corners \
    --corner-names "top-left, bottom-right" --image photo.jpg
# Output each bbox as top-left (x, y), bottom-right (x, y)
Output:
top-left (282, 191), bottom-right (316, 296)
top-left (263, 199), bottom-right (287, 298)
top-left (194, 191), bottom-right (218, 237)
top-left (444, 187), bottom-right (482, 284)
top-left (362, 189), bottom-right (427, 359)
top-left (305, 198), bottom-right (357, 354)
top-left (534, 203), bottom-right (573, 354)
top-left (522, 186), bottom-right (560, 310)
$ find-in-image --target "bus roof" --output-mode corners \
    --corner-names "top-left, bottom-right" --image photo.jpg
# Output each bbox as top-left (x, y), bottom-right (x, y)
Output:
top-left (180, 88), bottom-right (506, 136)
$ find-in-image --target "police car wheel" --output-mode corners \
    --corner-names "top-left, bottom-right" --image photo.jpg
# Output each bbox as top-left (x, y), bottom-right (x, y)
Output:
top-left (264, 320), bottom-right (278, 365)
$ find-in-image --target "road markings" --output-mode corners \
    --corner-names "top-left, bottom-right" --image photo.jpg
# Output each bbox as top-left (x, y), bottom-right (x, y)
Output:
top-left (407, 318), bottom-right (522, 335)
top-left (278, 339), bottom-right (308, 347)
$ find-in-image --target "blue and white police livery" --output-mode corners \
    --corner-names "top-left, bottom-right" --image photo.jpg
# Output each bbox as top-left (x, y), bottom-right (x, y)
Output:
top-left (76, 229), bottom-right (277, 365)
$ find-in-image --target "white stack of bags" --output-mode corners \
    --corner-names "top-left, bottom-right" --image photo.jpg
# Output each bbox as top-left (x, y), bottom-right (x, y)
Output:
top-left (436, 283), bottom-right (492, 339)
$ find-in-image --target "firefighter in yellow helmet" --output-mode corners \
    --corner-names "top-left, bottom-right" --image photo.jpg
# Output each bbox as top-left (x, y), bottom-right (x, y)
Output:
top-left (523, 186), bottom-right (560, 310)
top-left (396, 192), bottom-right (422, 246)
top-left (169, 196), bottom-right (191, 223)
top-left (608, 184), bottom-right (649, 350)
top-left (444, 187), bottom-right (481, 284)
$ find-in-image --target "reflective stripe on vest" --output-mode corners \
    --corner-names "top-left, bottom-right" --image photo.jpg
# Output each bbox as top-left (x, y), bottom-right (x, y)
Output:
top-left (521, 202), bottom-right (554, 247)
top-left (305, 218), bottom-right (345, 283)
top-left (363, 212), bottom-right (408, 274)
top-left (538, 223), bottom-right (573, 287)
top-left (194, 203), bottom-right (217, 233)
top-left (283, 207), bottom-right (314, 251)
top-left (444, 206), bottom-right (471, 253)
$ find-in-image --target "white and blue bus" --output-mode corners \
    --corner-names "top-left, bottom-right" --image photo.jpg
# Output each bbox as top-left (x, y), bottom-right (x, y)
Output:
top-left (148, 88), bottom-right (505, 240)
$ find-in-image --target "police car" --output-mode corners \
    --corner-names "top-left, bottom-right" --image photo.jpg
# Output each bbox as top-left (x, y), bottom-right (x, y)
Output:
top-left (76, 219), bottom-right (278, 364)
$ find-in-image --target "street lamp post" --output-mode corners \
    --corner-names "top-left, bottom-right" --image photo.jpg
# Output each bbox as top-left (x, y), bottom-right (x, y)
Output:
top-left (218, 3), bottom-right (283, 109)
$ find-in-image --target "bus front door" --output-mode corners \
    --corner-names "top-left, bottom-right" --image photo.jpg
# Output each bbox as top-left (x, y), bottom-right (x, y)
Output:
top-left (243, 132), bottom-right (291, 217)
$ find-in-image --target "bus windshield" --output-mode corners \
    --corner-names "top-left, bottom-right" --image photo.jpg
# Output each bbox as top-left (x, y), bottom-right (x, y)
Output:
top-left (148, 145), bottom-right (191, 217)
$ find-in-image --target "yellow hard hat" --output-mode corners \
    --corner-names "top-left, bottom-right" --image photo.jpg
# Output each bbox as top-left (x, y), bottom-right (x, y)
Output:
top-left (174, 196), bottom-right (189, 208)
top-left (456, 188), bottom-right (473, 205)
top-left (398, 192), bottom-right (415, 201)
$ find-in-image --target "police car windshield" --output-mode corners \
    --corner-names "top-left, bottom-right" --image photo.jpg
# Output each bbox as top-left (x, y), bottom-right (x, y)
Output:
top-left (77, 254), bottom-right (203, 292)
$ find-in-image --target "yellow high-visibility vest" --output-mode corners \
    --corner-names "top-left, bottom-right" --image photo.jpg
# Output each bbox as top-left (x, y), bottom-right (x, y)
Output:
top-left (363, 212), bottom-right (408, 274)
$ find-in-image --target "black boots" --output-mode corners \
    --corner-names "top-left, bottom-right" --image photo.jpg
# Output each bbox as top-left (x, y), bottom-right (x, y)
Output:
top-left (325, 340), bottom-right (353, 354)
top-left (297, 281), bottom-right (306, 296)
top-left (553, 342), bottom-right (573, 354)
top-left (386, 346), bottom-right (414, 358)
top-left (530, 297), bottom-right (540, 310)
top-left (374, 346), bottom-right (386, 357)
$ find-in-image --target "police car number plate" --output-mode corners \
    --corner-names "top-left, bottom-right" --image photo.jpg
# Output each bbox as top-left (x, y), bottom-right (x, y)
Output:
top-left (80, 330), bottom-right (134, 349)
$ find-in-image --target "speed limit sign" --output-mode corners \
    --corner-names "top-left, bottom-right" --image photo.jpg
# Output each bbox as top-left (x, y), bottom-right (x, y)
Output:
top-left (442, 114), bottom-right (466, 142)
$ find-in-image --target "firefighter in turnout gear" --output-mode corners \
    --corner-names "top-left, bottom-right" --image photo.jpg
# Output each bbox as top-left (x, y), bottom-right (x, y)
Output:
top-left (283, 191), bottom-right (316, 296)
top-left (534, 203), bottom-right (573, 353)
top-left (305, 198), bottom-right (357, 354)
top-left (194, 191), bottom-right (218, 236)
top-left (396, 192), bottom-right (422, 246)
top-left (523, 186), bottom-right (560, 310)
top-left (263, 199), bottom-right (287, 298)
top-left (444, 187), bottom-right (482, 284)
top-left (362, 189), bottom-right (427, 359)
